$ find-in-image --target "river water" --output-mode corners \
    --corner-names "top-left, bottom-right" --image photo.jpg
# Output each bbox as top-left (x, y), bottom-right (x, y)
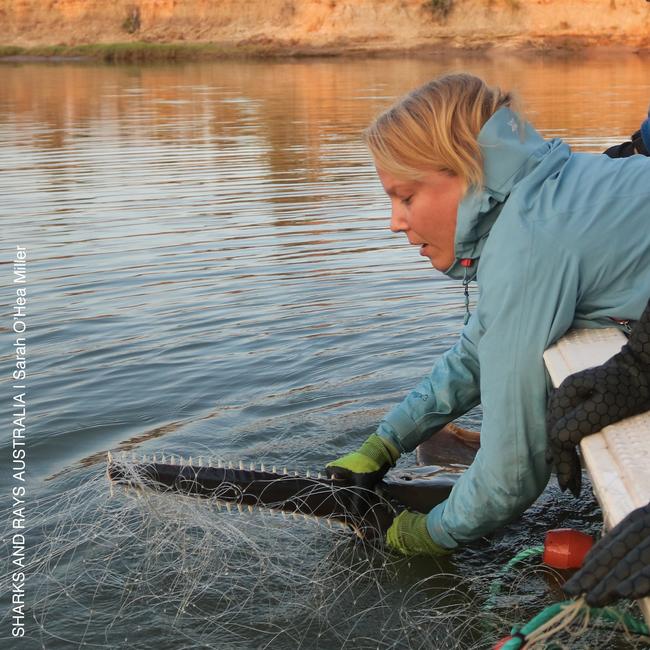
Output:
top-left (1, 55), bottom-right (649, 649)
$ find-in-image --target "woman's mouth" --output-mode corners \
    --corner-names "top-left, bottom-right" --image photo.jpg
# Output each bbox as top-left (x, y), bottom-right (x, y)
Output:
top-left (419, 244), bottom-right (429, 256)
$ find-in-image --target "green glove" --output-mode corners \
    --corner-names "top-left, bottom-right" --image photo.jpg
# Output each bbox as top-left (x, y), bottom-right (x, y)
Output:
top-left (386, 510), bottom-right (453, 557)
top-left (325, 434), bottom-right (399, 489)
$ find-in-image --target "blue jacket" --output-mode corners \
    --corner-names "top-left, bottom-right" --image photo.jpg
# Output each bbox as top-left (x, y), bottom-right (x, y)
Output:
top-left (377, 107), bottom-right (650, 549)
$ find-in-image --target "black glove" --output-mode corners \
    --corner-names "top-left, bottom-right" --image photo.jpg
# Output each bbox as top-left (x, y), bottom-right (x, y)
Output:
top-left (603, 108), bottom-right (650, 158)
top-left (563, 502), bottom-right (650, 606)
top-left (546, 300), bottom-right (650, 496)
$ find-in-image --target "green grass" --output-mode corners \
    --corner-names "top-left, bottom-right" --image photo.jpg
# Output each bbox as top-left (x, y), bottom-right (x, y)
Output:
top-left (0, 45), bottom-right (25, 57)
top-left (0, 41), bottom-right (288, 63)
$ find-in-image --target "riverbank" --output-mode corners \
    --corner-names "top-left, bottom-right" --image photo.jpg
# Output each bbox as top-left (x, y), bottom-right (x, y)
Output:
top-left (0, 42), bottom-right (284, 64)
top-left (1, 0), bottom-right (650, 62)
top-left (1, 40), bottom-right (649, 65)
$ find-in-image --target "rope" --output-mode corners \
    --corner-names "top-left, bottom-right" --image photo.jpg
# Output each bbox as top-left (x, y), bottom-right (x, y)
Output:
top-left (485, 545), bottom-right (544, 609)
top-left (490, 544), bottom-right (650, 648)
top-left (498, 598), bottom-right (650, 649)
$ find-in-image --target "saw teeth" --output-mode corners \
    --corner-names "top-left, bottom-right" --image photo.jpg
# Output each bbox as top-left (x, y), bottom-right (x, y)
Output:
top-left (306, 470), bottom-right (311, 478)
top-left (260, 463), bottom-right (266, 472)
top-left (226, 503), bottom-right (232, 513)
top-left (272, 465), bottom-right (277, 474)
top-left (247, 505), bottom-right (254, 514)
top-left (239, 460), bottom-right (244, 470)
top-left (237, 504), bottom-right (243, 513)
top-left (189, 456), bottom-right (193, 466)
top-left (283, 467), bottom-right (288, 475)
top-left (249, 462), bottom-right (255, 471)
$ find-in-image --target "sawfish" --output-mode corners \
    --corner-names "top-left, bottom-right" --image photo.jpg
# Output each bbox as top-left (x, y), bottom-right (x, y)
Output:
top-left (107, 423), bottom-right (480, 539)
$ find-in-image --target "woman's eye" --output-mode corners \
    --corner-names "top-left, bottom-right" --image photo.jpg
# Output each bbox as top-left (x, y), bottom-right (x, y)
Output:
top-left (401, 195), bottom-right (413, 206)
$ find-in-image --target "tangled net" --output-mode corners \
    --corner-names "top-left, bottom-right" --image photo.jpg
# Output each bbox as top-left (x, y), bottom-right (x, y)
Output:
top-left (0, 457), bottom-right (647, 650)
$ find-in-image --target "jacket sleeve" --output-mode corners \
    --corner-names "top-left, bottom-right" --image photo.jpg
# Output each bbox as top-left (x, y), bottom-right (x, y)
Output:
top-left (425, 229), bottom-right (580, 549)
top-left (376, 311), bottom-right (482, 454)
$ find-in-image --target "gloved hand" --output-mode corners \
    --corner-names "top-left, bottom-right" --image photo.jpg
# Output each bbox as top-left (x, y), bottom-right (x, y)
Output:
top-left (385, 510), bottom-right (453, 557)
top-left (563, 502), bottom-right (650, 607)
top-left (546, 300), bottom-right (650, 496)
top-left (326, 434), bottom-right (399, 489)
top-left (639, 111), bottom-right (650, 155)
top-left (603, 109), bottom-right (650, 158)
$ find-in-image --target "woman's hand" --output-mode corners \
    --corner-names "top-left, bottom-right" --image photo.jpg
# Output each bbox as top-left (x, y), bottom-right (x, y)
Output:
top-left (325, 434), bottom-right (399, 489)
top-left (386, 510), bottom-right (453, 557)
top-left (546, 300), bottom-right (650, 497)
top-left (603, 108), bottom-right (650, 157)
top-left (563, 502), bottom-right (650, 606)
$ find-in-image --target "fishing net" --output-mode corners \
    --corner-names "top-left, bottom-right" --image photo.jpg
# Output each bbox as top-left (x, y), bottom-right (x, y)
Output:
top-left (1, 456), bottom-right (647, 650)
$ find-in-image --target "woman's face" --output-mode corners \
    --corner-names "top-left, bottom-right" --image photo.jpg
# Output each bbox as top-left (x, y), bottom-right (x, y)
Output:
top-left (376, 166), bottom-right (463, 272)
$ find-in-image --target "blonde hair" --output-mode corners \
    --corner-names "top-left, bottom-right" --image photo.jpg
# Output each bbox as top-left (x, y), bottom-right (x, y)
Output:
top-left (363, 73), bottom-right (518, 191)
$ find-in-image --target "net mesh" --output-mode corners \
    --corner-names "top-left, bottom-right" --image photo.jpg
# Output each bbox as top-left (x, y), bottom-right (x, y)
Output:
top-left (1, 457), bottom-right (647, 649)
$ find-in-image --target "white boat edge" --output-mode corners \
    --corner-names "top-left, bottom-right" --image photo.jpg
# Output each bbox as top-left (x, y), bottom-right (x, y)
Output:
top-left (544, 326), bottom-right (650, 624)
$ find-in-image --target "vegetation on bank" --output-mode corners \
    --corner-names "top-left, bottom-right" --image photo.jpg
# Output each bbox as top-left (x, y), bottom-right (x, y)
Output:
top-left (0, 34), bottom-right (646, 64)
top-left (0, 41), bottom-right (312, 63)
top-left (2, 0), bottom-right (649, 62)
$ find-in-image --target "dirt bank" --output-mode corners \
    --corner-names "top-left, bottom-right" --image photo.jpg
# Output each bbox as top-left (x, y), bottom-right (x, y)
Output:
top-left (1, 0), bottom-right (650, 56)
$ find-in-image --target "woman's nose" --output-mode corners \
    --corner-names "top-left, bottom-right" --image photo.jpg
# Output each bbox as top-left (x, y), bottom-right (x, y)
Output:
top-left (390, 206), bottom-right (409, 233)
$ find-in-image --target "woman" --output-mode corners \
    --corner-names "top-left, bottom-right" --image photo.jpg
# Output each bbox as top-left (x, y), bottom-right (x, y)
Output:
top-left (326, 73), bottom-right (650, 557)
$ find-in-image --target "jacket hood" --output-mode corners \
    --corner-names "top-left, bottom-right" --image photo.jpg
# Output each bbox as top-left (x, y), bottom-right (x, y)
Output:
top-left (445, 107), bottom-right (551, 280)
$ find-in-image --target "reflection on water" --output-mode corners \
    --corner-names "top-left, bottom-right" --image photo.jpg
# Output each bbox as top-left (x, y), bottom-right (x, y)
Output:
top-left (3, 56), bottom-right (650, 153)
top-left (1, 55), bottom-right (649, 649)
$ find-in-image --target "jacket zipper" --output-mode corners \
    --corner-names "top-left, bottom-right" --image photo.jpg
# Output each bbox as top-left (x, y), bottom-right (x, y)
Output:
top-left (461, 259), bottom-right (474, 325)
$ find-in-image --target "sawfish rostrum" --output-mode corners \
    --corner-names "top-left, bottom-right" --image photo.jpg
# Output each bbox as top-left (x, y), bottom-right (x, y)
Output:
top-left (107, 456), bottom-right (459, 539)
